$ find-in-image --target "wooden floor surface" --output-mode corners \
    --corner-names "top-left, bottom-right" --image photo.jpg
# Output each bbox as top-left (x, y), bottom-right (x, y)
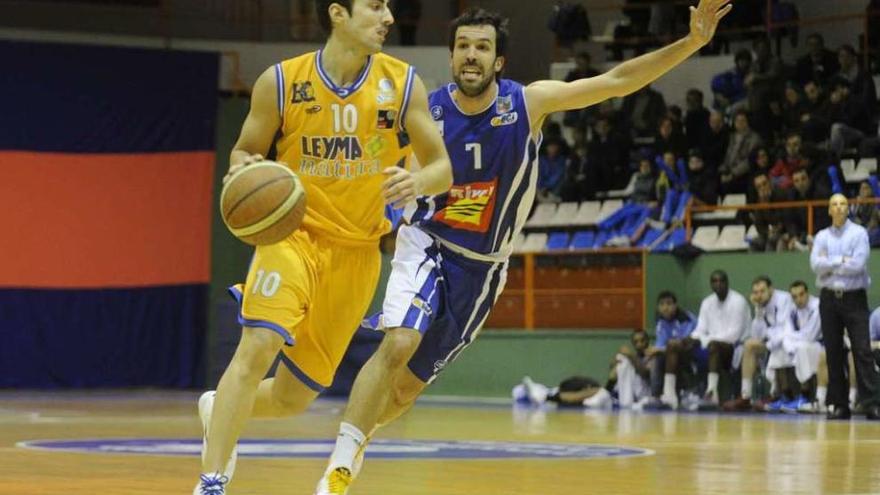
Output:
top-left (1, 391), bottom-right (879, 495)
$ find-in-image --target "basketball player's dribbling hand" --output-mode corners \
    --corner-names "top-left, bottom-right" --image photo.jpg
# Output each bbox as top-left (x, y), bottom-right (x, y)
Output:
top-left (382, 167), bottom-right (421, 209)
top-left (688, 0), bottom-right (733, 47)
top-left (223, 154), bottom-right (265, 185)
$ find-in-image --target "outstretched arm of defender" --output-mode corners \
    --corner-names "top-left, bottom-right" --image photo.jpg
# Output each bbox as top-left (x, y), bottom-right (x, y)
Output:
top-left (383, 75), bottom-right (453, 208)
top-left (525, 0), bottom-right (732, 123)
top-left (226, 67), bottom-right (283, 183)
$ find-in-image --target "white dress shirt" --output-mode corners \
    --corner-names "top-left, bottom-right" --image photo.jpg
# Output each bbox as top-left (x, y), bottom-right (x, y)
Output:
top-left (693, 289), bottom-right (751, 346)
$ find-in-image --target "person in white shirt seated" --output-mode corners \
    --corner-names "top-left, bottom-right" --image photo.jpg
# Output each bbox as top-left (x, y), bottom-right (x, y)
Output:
top-left (691, 270), bottom-right (752, 408)
top-left (723, 275), bottom-right (793, 412)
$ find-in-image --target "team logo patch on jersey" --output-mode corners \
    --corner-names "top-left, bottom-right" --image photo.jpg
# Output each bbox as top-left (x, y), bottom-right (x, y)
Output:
top-left (377, 109), bottom-right (397, 129)
top-left (431, 105), bottom-right (444, 120)
top-left (364, 135), bottom-right (388, 159)
top-left (495, 95), bottom-right (513, 114)
top-left (491, 112), bottom-right (518, 127)
top-left (377, 78), bottom-right (396, 104)
top-left (291, 81), bottom-right (316, 103)
top-left (306, 104), bottom-right (322, 114)
top-left (433, 179), bottom-right (498, 232)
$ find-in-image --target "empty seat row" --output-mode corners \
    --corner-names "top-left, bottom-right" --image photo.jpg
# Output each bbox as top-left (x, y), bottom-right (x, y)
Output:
top-left (525, 200), bottom-right (624, 228)
top-left (840, 158), bottom-right (878, 184)
top-left (691, 224), bottom-right (756, 252)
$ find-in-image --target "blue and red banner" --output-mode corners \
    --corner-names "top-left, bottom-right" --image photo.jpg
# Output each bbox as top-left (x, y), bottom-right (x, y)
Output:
top-left (0, 40), bottom-right (218, 387)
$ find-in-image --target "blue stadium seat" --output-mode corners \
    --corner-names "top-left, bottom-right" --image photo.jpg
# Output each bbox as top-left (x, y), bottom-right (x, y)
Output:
top-left (570, 230), bottom-right (595, 249)
top-left (546, 232), bottom-right (570, 250)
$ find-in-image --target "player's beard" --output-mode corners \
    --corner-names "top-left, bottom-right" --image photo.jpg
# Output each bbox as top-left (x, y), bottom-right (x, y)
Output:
top-left (453, 68), bottom-right (494, 98)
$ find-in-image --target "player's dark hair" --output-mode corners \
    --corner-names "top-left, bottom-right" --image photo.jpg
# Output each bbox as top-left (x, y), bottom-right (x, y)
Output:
top-left (752, 275), bottom-right (772, 288)
top-left (790, 280), bottom-right (808, 291)
top-left (315, 0), bottom-right (353, 33)
top-left (657, 290), bottom-right (677, 304)
top-left (449, 7), bottom-right (510, 58)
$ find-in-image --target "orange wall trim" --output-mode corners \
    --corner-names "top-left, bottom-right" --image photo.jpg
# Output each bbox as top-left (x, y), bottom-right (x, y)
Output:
top-left (0, 151), bottom-right (215, 288)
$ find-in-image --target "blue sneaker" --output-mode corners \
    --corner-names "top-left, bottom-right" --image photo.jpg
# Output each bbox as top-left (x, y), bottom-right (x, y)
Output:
top-left (780, 397), bottom-right (805, 414)
top-left (193, 473), bottom-right (228, 495)
top-left (765, 398), bottom-right (785, 413)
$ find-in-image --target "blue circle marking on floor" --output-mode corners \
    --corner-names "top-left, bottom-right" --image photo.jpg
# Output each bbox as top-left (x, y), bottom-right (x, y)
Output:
top-left (18, 438), bottom-right (653, 459)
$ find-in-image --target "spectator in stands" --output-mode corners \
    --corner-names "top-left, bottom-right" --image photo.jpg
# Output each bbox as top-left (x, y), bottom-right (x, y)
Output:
top-left (851, 181), bottom-right (880, 237)
top-left (686, 149), bottom-right (718, 206)
top-left (655, 116), bottom-right (686, 157)
top-left (720, 109), bottom-right (763, 194)
top-left (750, 146), bottom-right (772, 182)
top-left (723, 275), bottom-right (793, 412)
top-left (780, 81), bottom-right (809, 136)
top-left (652, 290), bottom-right (698, 410)
top-left (827, 77), bottom-right (874, 157)
top-left (746, 37), bottom-right (785, 140)
top-left (701, 110), bottom-right (729, 170)
top-left (800, 80), bottom-right (832, 144)
top-left (537, 138), bottom-right (568, 203)
top-left (562, 52), bottom-right (601, 129)
top-left (835, 45), bottom-right (878, 120)
top-left (685, 89), bottom-right (711, 151)
top-left (692, 270), bottom-right (751, 408)
top-left (749, 172), bottom-right (789, 251)
top-left (769, 132), bottom-right (808, 190)
top-left (589, 116), bottom-right (632, 191)
top-left (795, 33), bottom-right (839, 88)
top-left (631, 155), bottom-right (657, 204)
top-left (621, 84), bottom-right (667, 138)
top-left (711, 49), bottom-right (751, 112)
top-left (780, 281), bottom-right (827, 413)
top-left (786, 168), bottom-right (830, 246)
top-left (559, 144), bottom-right (596, 202)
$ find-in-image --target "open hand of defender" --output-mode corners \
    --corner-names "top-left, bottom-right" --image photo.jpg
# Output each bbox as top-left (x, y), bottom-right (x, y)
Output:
top-left (382, 166), bottom-right (421, 209)
top-left (689, 0), bottom-right (733, 47)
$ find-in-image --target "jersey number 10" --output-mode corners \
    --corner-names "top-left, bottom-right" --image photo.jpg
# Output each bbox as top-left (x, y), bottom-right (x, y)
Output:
top-left (331, 103), bottom-right (358, 133)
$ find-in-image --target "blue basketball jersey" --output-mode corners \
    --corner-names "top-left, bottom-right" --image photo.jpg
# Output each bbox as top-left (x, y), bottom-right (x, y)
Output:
top-left (405, 80), bottom-right (541, 258)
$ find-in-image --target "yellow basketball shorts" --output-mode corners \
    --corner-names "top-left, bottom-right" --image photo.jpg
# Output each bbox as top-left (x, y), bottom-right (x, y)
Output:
top-left (228, 229), bottom-right (380, 391)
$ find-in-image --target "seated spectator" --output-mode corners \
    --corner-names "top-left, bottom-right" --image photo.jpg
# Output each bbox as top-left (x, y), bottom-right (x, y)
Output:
top-left (621, 84), bottom-right (667, 138)
top-left (800, 80), bottom-right (832, 144)
top-left (723, 276), bottom-right (793, 412)
top-left (537, 138), bottom-right (568, 202)
top-left (769, 132), bottom-right (808, 190)
top-left (749, 173), bottom-right (789, 251)
top-left (558, 143), bottom-right (595, 202)
top-left (827, 77), bottom-right (874, 157)
top-left (655, 116), bottom-right (686, 157)
top-left (751, 146), bottom-right (772, 181)
top-left (685, 89), bottom-right (711, 151)
top-left (686, 149), bottom-right (719, 206)
top-left (720, 109), bottom-right (763, 194)
top-left (631, 154), bottom-right (657, 203)
top-left (851, 181), bottom-right (880, 238)
top-left (700, 110), bottom-right (729, 170)
top-left (589, 117), bottom-right (632, 191)
top-left (795, 33), bottom-right (839, 88)
top-left (651, 290), bottom-right (698, 409)
top-left (746, 37), bottom-right (784, 139)
top-left (786, 168), bottom-right (830, 245)
top-left (780, 81), bottom-right (809, 137)
top-left (691, 270), bottom-right (751, 408)
top-left (711, 49), bottom-right (751, 112)
top-left (835, 44), bottom-right (878, 121)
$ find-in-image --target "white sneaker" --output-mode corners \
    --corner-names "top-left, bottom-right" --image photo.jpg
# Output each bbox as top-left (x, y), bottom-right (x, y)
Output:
top-left (660, 393), bottom-right (679, 410)
top-left (199, 391), bottom-right (237, 481)
top-left (582, 388), bottom-right (612, 409)
top-left (522, 376), bottom-right (549, 405)
top-left (193, 473), bottom-right (228, 495)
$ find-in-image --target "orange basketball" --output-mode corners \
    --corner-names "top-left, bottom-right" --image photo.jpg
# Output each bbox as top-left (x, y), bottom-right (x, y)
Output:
top-left (220, 161), bottom-right (307, 246)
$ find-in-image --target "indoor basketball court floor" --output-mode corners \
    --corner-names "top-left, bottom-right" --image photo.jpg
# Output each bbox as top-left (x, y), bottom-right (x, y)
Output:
top-left (1, 390), bottom-right (878, 494)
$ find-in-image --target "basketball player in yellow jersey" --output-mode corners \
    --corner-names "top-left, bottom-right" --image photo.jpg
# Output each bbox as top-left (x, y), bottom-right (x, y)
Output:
top-left (193, 1), bottom-right (452, 493)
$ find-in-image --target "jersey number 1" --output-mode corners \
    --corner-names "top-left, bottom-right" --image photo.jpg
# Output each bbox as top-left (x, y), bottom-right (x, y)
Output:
top-left (465, 142), bottom-right (482, 170)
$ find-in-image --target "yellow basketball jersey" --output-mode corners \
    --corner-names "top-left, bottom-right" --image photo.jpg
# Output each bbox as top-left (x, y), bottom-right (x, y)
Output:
top-left (274, 50), bottom-right (414, 245)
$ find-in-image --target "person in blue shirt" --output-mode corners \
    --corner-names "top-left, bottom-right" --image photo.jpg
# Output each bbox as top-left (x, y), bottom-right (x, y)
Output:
top-left (810, 193), bottom-right (880, 420)
top-left (651, 290), bottom-right (698, 409)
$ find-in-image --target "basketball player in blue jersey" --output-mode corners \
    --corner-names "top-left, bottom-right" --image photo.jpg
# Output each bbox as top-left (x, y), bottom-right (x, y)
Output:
top-left (315, 2), bottom-right (732, 493)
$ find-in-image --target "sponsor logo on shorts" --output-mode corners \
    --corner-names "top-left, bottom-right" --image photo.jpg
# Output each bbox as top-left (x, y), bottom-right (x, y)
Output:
top-left (18, 438), bottom-right (654, 460)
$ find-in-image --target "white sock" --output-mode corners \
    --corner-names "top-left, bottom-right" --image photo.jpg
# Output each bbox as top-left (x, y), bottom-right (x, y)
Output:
top-left (741, 377), bottom-right (753, 400)
top-left (328, 422), bottom-right (366, 472)
top-left (849, 387), bottom-right (858, 405)
top-left (583, 388), bottom-right (612, 408)
top-left (707, 372), bottom-right (719, 398)
top-left (817, 386), bottom-right (827, 404)
top-left (663, 373), bottom-right (676, 396)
